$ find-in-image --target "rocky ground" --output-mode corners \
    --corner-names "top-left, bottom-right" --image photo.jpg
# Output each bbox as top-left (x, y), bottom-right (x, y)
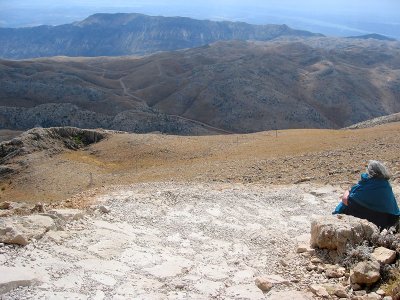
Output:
top-left (1, 124), bottom-right (400, 299)
top-left (2, 181), bottom-right (399, 299)
top-left (0, 182), bottom-right (345, 299)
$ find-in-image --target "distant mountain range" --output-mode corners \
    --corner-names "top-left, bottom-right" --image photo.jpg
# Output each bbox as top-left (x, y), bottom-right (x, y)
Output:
top-left (0, 13), bottom-right (322, 59)
top-left (1, 38), bottom-right (399, 134)
top-left (347, 33), bottom-right (396, 41)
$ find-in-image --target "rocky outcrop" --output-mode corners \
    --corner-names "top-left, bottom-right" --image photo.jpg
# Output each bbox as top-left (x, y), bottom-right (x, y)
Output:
top-left (346, 112), bottom-right (400, 129)
top-left (0, 202), bottom-right (47, 218)
top-left (310, 215), bottom-right (379, 253)
top-left (0, 127), bottom-right (107, 160)
top-left (0, 104), bottom-right (215, 136)
top-left (0, 215), bottom-right (56, 246)
top-left (0, 104), bottom-right (112, 132)
top-left (305, 215), bottom-right (400, 298)
top-left (0, 209), bottom-right (84, 246)
top-left (0, 127), bottom-right (108, 179)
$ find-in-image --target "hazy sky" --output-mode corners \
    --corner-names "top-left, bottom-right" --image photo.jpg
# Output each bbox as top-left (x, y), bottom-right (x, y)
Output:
top-left (3, 0), bottom-right (398, 12)
top-left (1, 0), bottom-right (399, 38)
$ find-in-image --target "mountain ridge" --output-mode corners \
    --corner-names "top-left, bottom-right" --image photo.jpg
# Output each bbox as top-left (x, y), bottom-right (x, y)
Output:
top-left (346, 33), bottom-right (396, 41)
top-left (0, 13), bottom-right (322, 59)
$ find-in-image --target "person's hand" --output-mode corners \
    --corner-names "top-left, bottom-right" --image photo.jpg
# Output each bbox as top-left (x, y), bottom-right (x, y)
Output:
top-left (341, 190), bottom-right (349, 206)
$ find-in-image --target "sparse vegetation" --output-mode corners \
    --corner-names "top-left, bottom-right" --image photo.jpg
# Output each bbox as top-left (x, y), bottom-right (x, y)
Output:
top-left (381, 269), bottom-right (400, 298)
top-left (72, 134), bottom-right (84, 146)
top-left (342, 241), bottom-right (373, 268)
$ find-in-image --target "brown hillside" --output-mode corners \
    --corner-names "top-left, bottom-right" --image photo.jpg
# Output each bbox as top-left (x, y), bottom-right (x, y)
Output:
top-left (0, 123), bottom-right (399, 206)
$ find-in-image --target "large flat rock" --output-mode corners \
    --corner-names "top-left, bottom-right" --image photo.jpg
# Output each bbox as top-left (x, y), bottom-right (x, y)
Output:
top-left (0, 266), bottom-right (41, 294)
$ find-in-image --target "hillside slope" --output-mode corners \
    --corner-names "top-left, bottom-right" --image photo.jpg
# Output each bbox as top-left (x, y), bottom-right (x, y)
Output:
top-left (0, 123), bottom-right (399, 205)
top-left (0, 13), bottom-right (320, 59)
top-left (1, 38), bottom-right (400, 133)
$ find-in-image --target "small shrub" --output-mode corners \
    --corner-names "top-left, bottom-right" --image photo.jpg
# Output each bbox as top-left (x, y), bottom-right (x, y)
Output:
top-left (73, 134), bottom-right (84, 145)
top-left (342, 241), bottom-right (373, 268)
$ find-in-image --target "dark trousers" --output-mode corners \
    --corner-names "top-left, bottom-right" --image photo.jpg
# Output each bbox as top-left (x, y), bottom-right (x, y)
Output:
top-left (342, 198), bottom-right (399, 230)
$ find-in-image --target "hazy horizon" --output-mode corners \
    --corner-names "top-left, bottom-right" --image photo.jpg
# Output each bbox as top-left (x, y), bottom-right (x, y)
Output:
top-left (1, 0), bottom-right (399, 38)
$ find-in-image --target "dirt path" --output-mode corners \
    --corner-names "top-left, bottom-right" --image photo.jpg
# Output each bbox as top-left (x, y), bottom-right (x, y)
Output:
top-left (118, 77), bottom-right (234, 135)
top-left (1, 182), bottom-right (340, 299)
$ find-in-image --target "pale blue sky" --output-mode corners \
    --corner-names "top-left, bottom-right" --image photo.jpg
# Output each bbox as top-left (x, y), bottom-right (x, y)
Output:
top-left (1, 0), bottom-right (399, 38)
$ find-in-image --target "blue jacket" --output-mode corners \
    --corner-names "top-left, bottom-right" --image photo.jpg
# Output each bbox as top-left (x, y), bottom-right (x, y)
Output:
top-left (334, 173), bottom-right (400, 216)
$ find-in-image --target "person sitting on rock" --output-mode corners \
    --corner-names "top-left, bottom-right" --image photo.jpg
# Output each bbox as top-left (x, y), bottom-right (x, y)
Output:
top-left (333, 160), bottom-right (400, 230)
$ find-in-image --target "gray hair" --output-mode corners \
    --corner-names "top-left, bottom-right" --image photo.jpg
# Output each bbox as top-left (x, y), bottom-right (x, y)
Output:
top-left (367, 160), bottom-right (391, 180)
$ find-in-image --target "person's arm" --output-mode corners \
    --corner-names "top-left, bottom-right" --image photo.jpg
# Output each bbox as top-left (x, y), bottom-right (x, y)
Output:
top-left (341, 190), bottom-right (349, 206)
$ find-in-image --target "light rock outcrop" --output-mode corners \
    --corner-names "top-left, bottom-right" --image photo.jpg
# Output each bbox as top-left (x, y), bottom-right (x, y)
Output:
top-left (364, 292), bottom-right (383, 300)
top-left (322, 284), bottom-right (348, 298)
top-left (310, 215), bottom-right (378, 253)
top-left (0, 215), bottom-right (55, 246)
top-left (371, 247), bottom-right (396, 264)
top-left (257, 275), bottom-right (289, 285)
top-left (0, 202), bottom-right (11, 210)
top-left (310, 284), bottom-right (329, 297)
top-left (334, 287), bottom-right (348, 298)
top-left (297, 244), bottom-right (315, 254)
top-left (254, 277), bottom-right (273, 292)
top-left (350, 261), bottom-right (380, 285)
top-left (48, 209), bottom-right (84, 221)
top-left (98, 205), bottom-right (111, 214)
top-left (267, 290), bottom-right (314, 300)
top-left (254, 274), bottom-right (289, 292)
top-left (0, 267), bottom-right (41, 294)
top-left (324, 264), bottom-right (346, 278)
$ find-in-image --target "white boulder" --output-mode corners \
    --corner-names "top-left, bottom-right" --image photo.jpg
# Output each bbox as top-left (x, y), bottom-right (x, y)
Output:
top-left (310, 215), bottom-right (378, 253)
